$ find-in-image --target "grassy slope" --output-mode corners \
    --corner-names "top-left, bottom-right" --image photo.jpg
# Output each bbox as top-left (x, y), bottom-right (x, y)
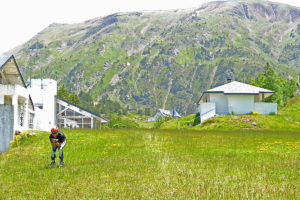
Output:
top-left (161, 95), bottom-right (300, 131)
top-left (0, 129), bottom-right (299, 199)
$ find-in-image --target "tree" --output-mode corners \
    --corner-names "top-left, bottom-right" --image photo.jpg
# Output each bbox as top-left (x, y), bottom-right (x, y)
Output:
top-left (57, 84), bottom-right (81, 106)
top-left (251, 63), bottom-right (298, 106)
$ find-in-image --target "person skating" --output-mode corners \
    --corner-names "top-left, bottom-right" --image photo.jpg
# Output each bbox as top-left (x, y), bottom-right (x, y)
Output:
top-left (49, 126), bottom-right (66, 167)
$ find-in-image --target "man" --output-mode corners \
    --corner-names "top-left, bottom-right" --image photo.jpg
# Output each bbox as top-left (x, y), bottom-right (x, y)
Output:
top-left (49, 126), bottom-right (66, 167)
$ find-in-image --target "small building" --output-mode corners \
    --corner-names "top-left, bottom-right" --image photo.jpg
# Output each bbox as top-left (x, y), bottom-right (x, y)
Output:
top-left (148, 109), bottom-right (181, 121)
top-left (56, 96), bottom-right (108, 128)
top-left (197, 81), bottom-right (277, 123)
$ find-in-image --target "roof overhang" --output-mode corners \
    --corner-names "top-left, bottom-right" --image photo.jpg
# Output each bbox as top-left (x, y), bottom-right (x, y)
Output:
top-left (197, 91), bottom-right (275, 105)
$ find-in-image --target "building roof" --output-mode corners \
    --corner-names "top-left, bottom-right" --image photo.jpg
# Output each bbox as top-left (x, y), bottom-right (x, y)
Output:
top-left (0, 54), bottom-right (35, 110)
top-left (205, 81), bottom-right (274, 94)
top-left (148, 109), bottom-right (181, 121)
top-left (158, 109), bottom-right (181, 118)
top-left (56, 96), bottom-right (108, 123)
top-left (198, 81), bottom-right (275, 104)
top-left (0, 54), bottom-right (27, 87)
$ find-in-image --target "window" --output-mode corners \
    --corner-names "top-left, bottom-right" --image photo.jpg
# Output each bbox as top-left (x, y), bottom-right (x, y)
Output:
top-left (28, 113), bottom-right (34, 129)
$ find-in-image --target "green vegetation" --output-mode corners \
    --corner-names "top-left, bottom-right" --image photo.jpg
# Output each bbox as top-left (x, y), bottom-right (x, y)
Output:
top-left (1, 129), bottom-right (299, 199)
top-left (57, 84), bottom-right (81, 106)
top-left (107, 115), bottom-right (139, 129)
top-left (251, 63), bottom-right (298, 106)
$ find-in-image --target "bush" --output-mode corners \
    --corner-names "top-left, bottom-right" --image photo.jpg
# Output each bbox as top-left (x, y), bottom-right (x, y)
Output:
top-left (10, 131), bottom-right (37, 148)
top-left (252, 112), bottom-right (260, 115)
top-left (107, 115), bottom-right (139, 129)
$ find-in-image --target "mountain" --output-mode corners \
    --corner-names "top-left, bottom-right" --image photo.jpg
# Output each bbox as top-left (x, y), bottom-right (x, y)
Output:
top-left (10, 0), bottom-right (300, 115)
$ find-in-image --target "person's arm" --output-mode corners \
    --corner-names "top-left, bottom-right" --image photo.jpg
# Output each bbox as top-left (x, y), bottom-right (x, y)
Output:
top-left (56, 132), bottom-right (66, 146)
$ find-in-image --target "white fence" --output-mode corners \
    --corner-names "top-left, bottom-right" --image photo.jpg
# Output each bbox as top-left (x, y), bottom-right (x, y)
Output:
top-left (198, 103), bottom-right (216, 123)
top-left (254, 103), bottom-right (277, 115)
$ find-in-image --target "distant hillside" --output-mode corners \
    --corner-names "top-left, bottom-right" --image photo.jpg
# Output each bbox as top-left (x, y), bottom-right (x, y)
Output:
top-left (160, 94), bottom-right (300, 131)
top-left (10, 0), bottom-right (300, 115)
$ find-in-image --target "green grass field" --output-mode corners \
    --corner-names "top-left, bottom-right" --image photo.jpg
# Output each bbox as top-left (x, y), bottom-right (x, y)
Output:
top-left (1, 129), bottom-right (299, 199)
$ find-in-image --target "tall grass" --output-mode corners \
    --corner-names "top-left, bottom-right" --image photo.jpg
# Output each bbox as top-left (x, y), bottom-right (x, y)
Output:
top-left (0, 129), bottom-right (299, 199)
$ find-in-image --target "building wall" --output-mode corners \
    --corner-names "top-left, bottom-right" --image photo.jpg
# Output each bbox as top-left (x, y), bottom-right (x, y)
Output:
top-left (209, 93), bottom-right (229, 115)
top-left (198, 102), bottom-right (216, 123)
top-left (0, 105), bottom-right (14, 153)
top-left (254, 103), bottom-right (277, 115)
top-left (27, 79), bottom-right (57, 131)
top-left (227, 95), bottom-right (254, 115)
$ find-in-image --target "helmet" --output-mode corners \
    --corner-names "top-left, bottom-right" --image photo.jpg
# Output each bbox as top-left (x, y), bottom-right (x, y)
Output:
top-left (51, 126), bottom-right (59, 134)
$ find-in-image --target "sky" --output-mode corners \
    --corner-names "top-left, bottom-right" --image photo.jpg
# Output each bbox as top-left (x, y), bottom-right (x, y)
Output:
top-left (0, 0), bottom-right (300, 54)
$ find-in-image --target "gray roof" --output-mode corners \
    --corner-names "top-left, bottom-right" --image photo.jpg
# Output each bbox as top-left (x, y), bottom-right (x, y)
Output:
top-left (148, 109), bottom-right (181, 121)
top-left (205, 81), bottom-right (274, 94)
top-left (0, 54), bottom-right (13, 70)
top-left (158, 109), bottom-right (181, 118)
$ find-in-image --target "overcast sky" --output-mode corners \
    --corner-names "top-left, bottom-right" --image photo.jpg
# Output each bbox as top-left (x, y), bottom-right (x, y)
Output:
top-left (0, 0), bottom-right (299, 54)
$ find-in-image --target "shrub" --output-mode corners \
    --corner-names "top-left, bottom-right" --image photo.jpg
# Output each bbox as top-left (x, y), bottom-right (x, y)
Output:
top-left (107, 115), bottom-right (139, 129)
top-left (10, 131), bottom-right (37, 148)
top-left (252, 112), bottom-right (260, 115)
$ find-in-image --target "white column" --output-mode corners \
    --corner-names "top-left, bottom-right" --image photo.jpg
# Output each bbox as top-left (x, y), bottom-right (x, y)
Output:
top-left (23, 98), bottom-right (29, 129)
top-left (0, 95), bottom-right (4, 104)
top-left (91, 117), bottom-right (94, 129)
top-left (12, 95), bottom-right (18, 136)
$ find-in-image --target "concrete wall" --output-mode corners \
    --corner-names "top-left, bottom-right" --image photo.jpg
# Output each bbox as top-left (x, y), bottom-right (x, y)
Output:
top-left (254, 103), bottom-right (277, 115)
top-left (0, 105), bottom-right (14, 153)
top-left (198, 102), bottom-right (216, 123)
top-left (227, 95), bottom-right (254, 115)
top-left (209, 93), bottom-right (229, 115)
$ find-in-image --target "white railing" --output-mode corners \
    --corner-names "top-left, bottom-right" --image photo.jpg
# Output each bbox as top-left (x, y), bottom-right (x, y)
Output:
top-left (198, 103), bottom-right (216, 123)
top-left (254, 103), bottom-right (277, 115)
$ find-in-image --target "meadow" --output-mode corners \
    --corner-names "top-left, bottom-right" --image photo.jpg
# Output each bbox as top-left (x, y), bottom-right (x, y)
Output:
top-left (0, 129), bottom-right (299, 199)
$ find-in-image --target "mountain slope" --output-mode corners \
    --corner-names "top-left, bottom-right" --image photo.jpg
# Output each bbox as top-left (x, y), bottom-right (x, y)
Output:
top-left (11, 0), bottom-right (300, 115)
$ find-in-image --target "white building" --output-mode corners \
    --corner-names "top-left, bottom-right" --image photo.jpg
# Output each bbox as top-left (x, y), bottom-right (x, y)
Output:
top-left (197, 81), bottom-right (277, 123)
top-left (27, 79), bottom-right (57, 131)
top-left (0, 54), bottom-right (108, 141)
top-left (55, 96), bottom-right (108, 128)
top-left (0, 54), bottom-right (35, 134)
top-left (148, 109), bottom-right (181, 121)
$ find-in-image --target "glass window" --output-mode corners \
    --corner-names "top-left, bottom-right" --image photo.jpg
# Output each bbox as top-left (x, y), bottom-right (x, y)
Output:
top-left (66, 109), bottom-right (74, 116)
top-left (83, 118), bottom-right (91, 123)
top-left (75, 111), bottom-right (84, 116)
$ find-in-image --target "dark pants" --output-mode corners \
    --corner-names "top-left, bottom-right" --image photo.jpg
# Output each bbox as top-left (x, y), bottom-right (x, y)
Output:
top-left (51, 140), bottom-right (66, 162)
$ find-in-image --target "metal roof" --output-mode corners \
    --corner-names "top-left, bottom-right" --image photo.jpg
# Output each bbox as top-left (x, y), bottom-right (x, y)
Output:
top-left (205, 81), bottom-right (274, 94)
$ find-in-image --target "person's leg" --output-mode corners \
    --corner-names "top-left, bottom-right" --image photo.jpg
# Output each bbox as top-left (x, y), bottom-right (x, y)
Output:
top-left (51, 146), bottom-right (58, 164)
top-left (59, 140), bottom-right (67, 164)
